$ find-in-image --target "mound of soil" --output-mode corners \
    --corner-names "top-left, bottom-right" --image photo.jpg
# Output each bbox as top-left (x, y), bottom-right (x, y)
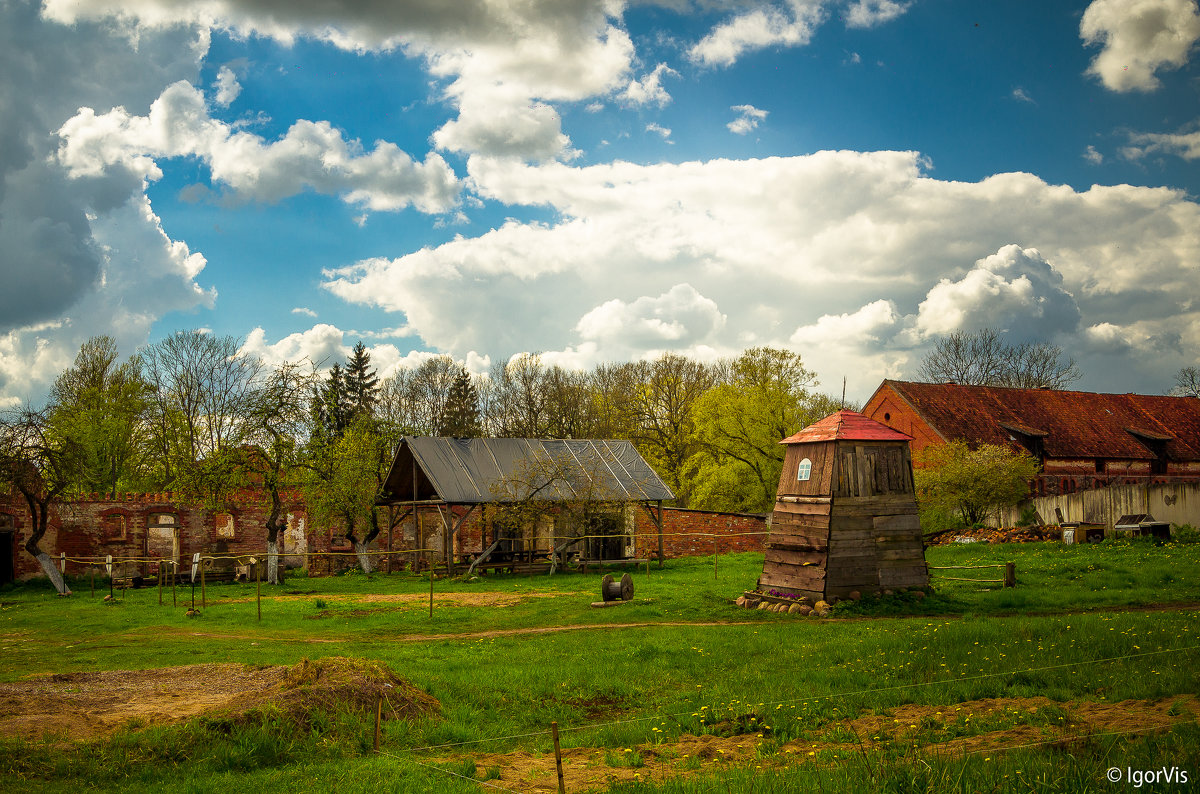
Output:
top-left (0, 656), bottom-right (439, 743)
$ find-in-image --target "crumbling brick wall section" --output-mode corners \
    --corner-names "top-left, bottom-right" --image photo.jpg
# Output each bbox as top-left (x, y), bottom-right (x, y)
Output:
top-left (634, 507), bottom-right (768, 559)
top-left (0, 492), bottom-right (306, 582)
top-left (1, 495), bottom-right (768, 584)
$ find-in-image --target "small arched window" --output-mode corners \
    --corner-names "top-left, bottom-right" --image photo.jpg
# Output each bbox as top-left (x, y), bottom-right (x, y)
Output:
top-left (796, 458), bottom-right (812, 481)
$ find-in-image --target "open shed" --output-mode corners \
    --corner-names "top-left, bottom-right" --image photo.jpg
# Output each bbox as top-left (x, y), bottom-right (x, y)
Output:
top-left (760, 410), bottom-right (929, 600)
top-left (377, 437), bottom-right (674, 573)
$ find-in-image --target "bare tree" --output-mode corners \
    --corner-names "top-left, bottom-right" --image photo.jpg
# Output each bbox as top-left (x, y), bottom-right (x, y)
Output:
top-left (486, 353), bottom-right (550, 437)
top-left (918, 329), bottom-right (1081, 389)
top-left (406, 355), bottom-right (460, 435)
top-left (140, 331), bottom-right (262, 486)
top-left (1172, 366), bottom-right (1200, 398)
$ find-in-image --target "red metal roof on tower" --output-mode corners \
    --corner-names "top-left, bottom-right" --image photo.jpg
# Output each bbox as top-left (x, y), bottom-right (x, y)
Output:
top-left (780, 409), bottom-right (914, 444)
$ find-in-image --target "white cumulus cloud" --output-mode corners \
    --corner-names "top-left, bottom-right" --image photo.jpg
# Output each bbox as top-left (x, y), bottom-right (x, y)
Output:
top-left (728, 104), bottom-right (768, 134)
top-left (621, 63), bottom-right (678, 107)
top-left (689, 1), bottom-right (827, 68)
top-left (913, 245), bottom-right (1082, 340)
top-left (212, 64), bottom-right (241, 107)
top-left (320, 151), bottom-right (1200, 397)
top-left (1122, 126), bottom-right (1200, 160)
top-left (1080, 0), bottom-right (1200, 92)
top-left (57, 81), bottom-right (461, 213)
top-left (844, 0), bottom-right (910, 29)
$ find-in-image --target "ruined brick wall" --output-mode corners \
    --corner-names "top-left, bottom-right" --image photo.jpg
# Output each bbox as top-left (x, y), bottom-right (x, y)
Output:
top-left (634, 507), bottom-right (768, 558)
top-left (2, 493), bottom-right (770, 584)
top-left (0, 492), bottom-right (306, 582)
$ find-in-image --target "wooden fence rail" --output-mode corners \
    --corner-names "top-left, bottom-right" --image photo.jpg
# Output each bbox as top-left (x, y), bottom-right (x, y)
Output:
top-left (928, 561), bottom-right (1016, 588)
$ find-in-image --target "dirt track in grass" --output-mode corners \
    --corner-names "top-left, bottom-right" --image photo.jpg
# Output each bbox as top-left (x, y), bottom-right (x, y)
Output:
top-left (435, 695), bottom-right (1200, 792)
top-left (2, 658), bottom-right (1195, 791)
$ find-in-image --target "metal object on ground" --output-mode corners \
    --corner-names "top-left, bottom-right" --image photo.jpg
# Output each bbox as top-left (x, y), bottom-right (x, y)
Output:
top-left (601, 572), bottom-right (634, 602)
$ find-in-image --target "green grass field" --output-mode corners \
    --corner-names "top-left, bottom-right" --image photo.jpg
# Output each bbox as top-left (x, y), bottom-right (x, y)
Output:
top-left (2, 538), bottom-right (1198, 792)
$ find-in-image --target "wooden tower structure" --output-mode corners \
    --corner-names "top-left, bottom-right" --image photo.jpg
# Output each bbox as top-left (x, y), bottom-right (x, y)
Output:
top-left (759, 410), bottom-right (929, 600)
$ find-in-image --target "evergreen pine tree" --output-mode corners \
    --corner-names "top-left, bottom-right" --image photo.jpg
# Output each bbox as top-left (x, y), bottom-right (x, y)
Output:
top-left (343, 342), bottom-right (380, 420)
top-left (312, 363), bottom-right (349, 441)
top-left (437, 368), bottom-right (482, 437)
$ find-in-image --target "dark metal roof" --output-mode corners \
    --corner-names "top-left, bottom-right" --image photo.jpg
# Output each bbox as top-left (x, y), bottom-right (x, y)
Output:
top-left (379, 437), bottom-right (674, 504)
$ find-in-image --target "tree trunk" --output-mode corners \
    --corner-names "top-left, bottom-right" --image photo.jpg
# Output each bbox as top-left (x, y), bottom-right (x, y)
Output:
top-left (264, 491), bottom-right (284, 586)
top-left (266, 539), bottom-right (280, 585)
top-left (353, 540), bottom-right (374, 575)
top-left (35, 552), bottom-right (71, 595)
top-left (22, 499), bottom-right (70, 595)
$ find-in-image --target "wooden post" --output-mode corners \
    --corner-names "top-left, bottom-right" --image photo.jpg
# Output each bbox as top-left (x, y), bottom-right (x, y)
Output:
top-left (374, 696), bottom-right (382, 753)
top-left (429, 567), bottom-right (434, 619)
top-left (1005, 562), bottom-right (1016, 588)
top-left (201, 561), bottom-right (207, 608)
top-left (171, 561), bottom-right (177, 607)
top-left (551, 720), bottom-right (565, 794)
top-left (157, 561), bottom-right (163, 605)
top-left (256, 560), bottom-right (262, 621)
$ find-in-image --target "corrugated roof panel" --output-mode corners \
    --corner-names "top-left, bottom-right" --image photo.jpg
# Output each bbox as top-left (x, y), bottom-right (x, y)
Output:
top-left (381, 437), bottom-right (674, 504)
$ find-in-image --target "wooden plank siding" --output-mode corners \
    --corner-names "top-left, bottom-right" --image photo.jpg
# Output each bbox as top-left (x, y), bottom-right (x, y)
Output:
top-left (776, 441), bottom-right (835, 498)
top-left (761, 430), bottom-right (928, 600)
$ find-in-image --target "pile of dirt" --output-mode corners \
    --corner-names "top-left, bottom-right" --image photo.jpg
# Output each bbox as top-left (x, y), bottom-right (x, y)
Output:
top-left (0, 656), bottom-right (439, 743)
top-left (275, 656), bottom-right (440, 723)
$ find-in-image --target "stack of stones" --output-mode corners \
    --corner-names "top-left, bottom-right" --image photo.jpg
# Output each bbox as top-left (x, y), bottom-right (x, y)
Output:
top-left (735, 590), bottom-right (863, 617)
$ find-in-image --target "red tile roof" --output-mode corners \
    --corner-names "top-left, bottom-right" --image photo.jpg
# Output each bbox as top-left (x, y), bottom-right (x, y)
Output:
top-left (781, 409), bottom-right (914, 444)
top-left (878, 380), bottom-right (1200, 461)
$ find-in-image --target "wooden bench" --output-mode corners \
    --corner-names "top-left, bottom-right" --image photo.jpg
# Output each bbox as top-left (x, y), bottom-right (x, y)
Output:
top-left (577, 558), bottom-right (649, 574)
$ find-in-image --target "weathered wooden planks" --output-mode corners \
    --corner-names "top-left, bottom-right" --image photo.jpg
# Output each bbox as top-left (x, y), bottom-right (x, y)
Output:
top-left (761, 428), bottom-right (929, 600)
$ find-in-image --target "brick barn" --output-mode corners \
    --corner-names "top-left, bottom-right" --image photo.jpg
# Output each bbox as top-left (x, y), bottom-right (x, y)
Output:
top-left (863, 380), bottom-right (1200, 496)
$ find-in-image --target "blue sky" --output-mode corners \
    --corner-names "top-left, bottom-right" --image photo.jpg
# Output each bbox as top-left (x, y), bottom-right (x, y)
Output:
top-left (2, 0), bottom-right (1199, 408)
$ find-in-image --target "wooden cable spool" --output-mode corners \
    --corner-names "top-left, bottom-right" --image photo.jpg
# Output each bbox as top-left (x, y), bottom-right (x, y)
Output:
top-left (601, 573), bottom-right (634, 602)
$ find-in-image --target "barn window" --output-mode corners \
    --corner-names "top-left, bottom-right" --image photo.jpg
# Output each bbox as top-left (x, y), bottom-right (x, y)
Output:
top-left (100, 513), bottom-right (128, 542)
top-left (796, 458), bottom-right (812, 481)
top-left (215, 512), bottom-right (236, 539)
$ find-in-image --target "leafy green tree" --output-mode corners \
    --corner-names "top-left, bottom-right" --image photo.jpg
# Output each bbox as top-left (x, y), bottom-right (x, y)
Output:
top-left (302, 415), bottom-right (389, 573)
top-left (47, 336), bottom-right (150, 496)
top-left (623, 353), bottom-right (715, 506)
top-left (913, 441), bottom-right (1041, 526)
top-left (0, 406), bottom-right (87, 594)
top-left (232, 362), bottom-right (315, 584)
top-left (686, 347), bottom-right (830, 513)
